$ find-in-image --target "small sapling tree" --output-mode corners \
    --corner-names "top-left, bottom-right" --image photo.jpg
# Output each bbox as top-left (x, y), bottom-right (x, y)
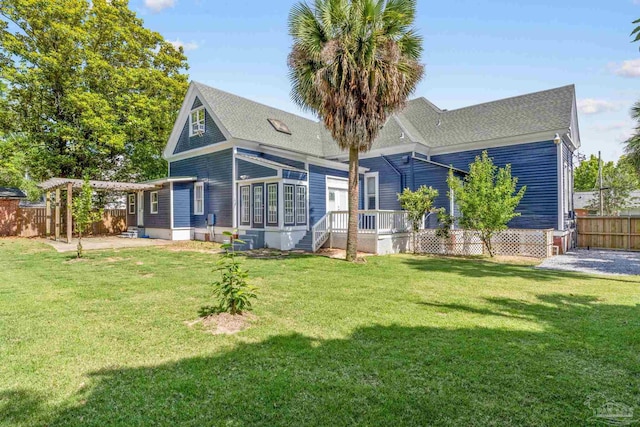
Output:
top-left (200, 231), bottom-right (257, 316)
top-left (447, 151), bottom-right (526, 257)
top-left (397, 186), bottom-right (439, 253)
top-left (72, 178), bottom-right (102, 258)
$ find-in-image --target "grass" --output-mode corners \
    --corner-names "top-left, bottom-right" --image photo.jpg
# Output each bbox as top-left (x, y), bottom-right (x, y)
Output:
top-left (0, 239), bottom-right (639, 426)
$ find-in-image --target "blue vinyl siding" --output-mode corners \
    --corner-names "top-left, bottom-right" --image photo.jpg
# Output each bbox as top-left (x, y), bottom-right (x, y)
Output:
top-left (173, 98), bottom-right (226, 154)
top-left (359, 153), bottom-right (414, 210)
top-left (172, 182), bottom-right (192, 228)
top-left (144, 185), bottom-right (170, 229)
top-left (308, 165), bottom-right (348, 225)
top-left (237, 159), bottom-right (277, 180)
top-left (170, 149), bottom-right (233, 228)
top-left (237, 148), bottom-right (305, 170)
top-left (431, 140), bottom-right (558, 229)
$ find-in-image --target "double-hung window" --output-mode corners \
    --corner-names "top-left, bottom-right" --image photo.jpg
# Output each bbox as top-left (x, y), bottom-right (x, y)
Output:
top-left (194, 182), bottom-right (204, 215)
top-left (267, 183), bottom-right (278, 225)
top-left (364, 173), bottom-right (379, 210)
top-left (296, 186), bottom-right (306, 224)
top-left (190, 107), bottom-right (205, 136)
top-left (284, 184), bottom-right (295, 225)
top-left (128, 194), bottom-right (135, 215)
top-left (253, 185), bottom-right (263, 225)
top-left (150, 191), bottom-right (159, 214)
top-left (240, 186), bottom-right (251, 225)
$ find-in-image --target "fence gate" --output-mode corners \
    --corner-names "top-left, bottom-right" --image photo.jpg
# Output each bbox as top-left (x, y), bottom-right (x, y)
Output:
top-left (576, 216), bottom-right (640, 251)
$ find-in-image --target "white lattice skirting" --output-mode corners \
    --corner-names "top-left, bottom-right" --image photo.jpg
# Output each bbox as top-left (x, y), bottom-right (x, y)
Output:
top-left (415, 229), bottom-right (554, 258)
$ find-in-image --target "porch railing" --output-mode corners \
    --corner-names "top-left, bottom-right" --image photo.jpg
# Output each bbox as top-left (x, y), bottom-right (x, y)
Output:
top-left (311, 210), bottom-right (409, 252)
top-left (329, 210), bottom-right (410, 234)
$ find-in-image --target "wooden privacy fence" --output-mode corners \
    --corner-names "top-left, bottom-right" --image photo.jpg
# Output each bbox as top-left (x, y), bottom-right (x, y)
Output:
top-left (577, 216), bottom-right (640, 251)
top-left (0, 206), bottom-right (127, 238)
top-left (415, 228), bottom-right (555, 258)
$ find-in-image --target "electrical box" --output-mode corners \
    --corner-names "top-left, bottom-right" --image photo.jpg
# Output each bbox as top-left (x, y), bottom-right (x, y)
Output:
top-left (207, 213), bottom-right (215, 226)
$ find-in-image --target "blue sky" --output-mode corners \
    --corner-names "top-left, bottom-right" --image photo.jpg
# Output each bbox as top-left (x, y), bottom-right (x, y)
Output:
top-left (135, 0), bottom-right (640, 161)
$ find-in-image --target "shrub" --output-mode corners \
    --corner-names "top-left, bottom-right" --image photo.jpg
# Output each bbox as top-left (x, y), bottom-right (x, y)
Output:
top-left (397, 186), bottom-right (439, 253)
top-left (200, 231), bottom-right (257, 316)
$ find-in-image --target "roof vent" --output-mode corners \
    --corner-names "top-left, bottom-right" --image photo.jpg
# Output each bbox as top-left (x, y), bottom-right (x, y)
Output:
top-left (267, 118), bottom-right (291, 135)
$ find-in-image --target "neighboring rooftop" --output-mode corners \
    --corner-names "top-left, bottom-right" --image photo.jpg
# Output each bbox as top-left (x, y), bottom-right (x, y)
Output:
top-left (192, 81), bottom-right (577, 158)
top-left (0, 187), bottom-right (26, 199)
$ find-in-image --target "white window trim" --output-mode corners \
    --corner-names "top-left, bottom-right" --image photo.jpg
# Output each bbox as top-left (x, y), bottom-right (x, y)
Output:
top-left (128, 194), bottom-right (135, 215)
top-left (364, 172), bottom-right (379, 210)
top-left (194, 182), bottom-right (204, 215)
top-left (296, 185), bottom-right (307, 224)
top-left (189, 107), bottom-right (205, 137)
top-left (284, 184), bottom-right (295, 225)
top-left (253, 185), bottom-right (264, 225)
top-left (240, 186), bottom-right (250, 224)
top-left (150, 191), bottom-right (159, 214)
top-left (267, 183), bottom-right (278, 225)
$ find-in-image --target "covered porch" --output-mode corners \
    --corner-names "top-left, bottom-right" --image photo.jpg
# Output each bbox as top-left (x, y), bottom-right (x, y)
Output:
top-left (38, 178), bottom-right (158, 244)
top-left (312, 210), bottom-right (412, 255)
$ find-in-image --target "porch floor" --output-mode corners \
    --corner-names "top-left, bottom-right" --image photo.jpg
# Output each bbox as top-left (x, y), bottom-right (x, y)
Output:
top-left (42, 237), bottom-right (177, 253)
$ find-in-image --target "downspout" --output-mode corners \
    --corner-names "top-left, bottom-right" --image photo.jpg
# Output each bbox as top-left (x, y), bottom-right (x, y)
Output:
top-left (410, 151), bottom-right (416, 191)
top-left (557, 140), bottom-right (564, 231)
top-left (381, 155), bottom-right (403, 192)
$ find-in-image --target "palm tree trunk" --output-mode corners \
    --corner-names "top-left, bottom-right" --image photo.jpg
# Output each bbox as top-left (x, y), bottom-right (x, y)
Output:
top-left (346, 146), bottom-right (359, 262)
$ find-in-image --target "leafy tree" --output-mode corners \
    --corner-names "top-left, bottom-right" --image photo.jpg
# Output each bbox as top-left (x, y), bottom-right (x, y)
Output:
top-left (574, 154), bottom-right (615, 191)
top-left (288, 0), bottom-right (424, 261)
top-left (585, 159), bottom-right (639, 215)
top-left (397, 186), bottom-right (439, 253)
top-left (447, 151), bottom-right (526, 257)
top-left (200, 231), bottom-right (257, 316)
top-left (72, 178), bottom-right (103, 258)
top-left (0, 0), bottom-right (188, 184)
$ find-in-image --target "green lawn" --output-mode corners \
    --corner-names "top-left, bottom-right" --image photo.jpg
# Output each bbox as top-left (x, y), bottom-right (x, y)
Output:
top-left (0, 239), bottom-right (639, 426)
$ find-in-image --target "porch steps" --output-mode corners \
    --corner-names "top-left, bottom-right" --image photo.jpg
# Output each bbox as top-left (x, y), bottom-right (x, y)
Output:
top-left (294, 230), bottom-right (314, 252)
top-left (234, 230), bottom-right (265, 251)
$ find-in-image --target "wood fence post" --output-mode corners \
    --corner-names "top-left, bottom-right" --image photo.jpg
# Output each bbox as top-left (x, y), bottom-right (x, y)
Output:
top-left (66, 183), bottom-right (73, 243)
top-left (45, 192), bottom-right (51, 238)
top-left (54, 188), bottom-right (61, 241)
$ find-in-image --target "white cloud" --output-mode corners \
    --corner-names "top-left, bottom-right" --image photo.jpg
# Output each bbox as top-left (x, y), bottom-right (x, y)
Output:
top-left (612, 59), bottom-right (640, 78)
top-left (577, 99), bottom-right (620, 115)
top-left (168, 39), bottom-right (199, 52)
top-left (144, 0), bottom-right (175, 13)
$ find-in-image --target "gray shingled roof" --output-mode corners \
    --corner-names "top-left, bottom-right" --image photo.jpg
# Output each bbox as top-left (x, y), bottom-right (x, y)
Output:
top-left (400, 85), bottom-right (576, 149)
top-left (0, 187), bottom-right (26, 198)
top-left (194, 82), bottom-right (326, 157)
top-left (192, 82), bottom-right (576, 157)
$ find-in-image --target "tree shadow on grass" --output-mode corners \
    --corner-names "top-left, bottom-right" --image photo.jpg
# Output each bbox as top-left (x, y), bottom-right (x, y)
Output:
top-left (402, 255), bottom-right (640, 284)
top-left (40, 295), bottom-right (640, 426)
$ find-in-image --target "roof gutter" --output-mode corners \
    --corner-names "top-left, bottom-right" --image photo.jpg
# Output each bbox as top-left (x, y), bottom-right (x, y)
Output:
top-left (381, 155), bottom-right (404, 192)
top-left (412, 155), bottom-right (469, 175)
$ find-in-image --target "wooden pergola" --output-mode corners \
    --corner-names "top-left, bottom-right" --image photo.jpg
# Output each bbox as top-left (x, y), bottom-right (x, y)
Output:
top-left (38, 178), bottom-right (158, 243)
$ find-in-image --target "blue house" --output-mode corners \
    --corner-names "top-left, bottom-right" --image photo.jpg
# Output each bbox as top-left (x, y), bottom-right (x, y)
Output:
top-left (127, 82), bottom-right (579, 253)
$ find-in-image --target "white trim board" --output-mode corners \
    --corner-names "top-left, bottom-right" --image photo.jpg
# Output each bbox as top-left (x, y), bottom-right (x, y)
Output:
top-left (163, 82), bottom-right (233, 159)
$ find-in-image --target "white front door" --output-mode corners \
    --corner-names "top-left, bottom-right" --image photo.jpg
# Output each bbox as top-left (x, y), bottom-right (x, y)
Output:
top-left (328, 188), bottom-right (348, 212)
top-left (137, 192), bottom-right (144, 227)
top-left (327, 177), bottom-right (349, 212)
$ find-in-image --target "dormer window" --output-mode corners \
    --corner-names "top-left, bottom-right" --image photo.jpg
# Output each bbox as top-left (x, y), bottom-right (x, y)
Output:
top-left (190, 107), bottom-right (205, 136)
top-left (267, 118), bottom-right (291, 135)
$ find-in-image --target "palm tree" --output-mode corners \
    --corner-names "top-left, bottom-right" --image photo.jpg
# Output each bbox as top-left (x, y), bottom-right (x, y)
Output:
top-left (288, 0), bottom-right (424, 261)
top-left (625, 101), bottom-right (640, 172)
